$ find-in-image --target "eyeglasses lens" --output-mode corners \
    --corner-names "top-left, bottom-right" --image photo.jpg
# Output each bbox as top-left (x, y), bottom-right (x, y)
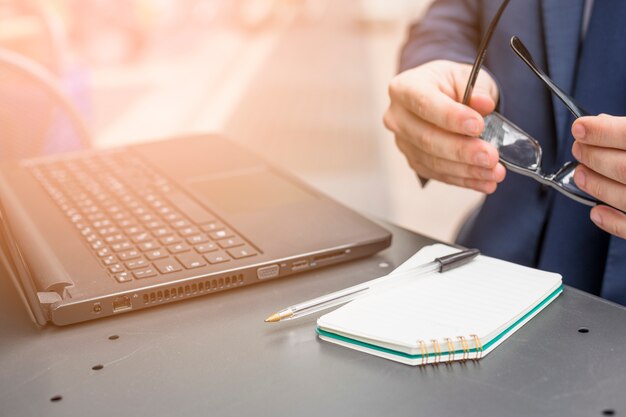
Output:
top-left (482, 114), bottom-right (542, 172)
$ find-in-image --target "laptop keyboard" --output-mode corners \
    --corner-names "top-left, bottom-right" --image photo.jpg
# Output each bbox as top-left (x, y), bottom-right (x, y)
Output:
top-left (29, 150), bottom-right (258, 283)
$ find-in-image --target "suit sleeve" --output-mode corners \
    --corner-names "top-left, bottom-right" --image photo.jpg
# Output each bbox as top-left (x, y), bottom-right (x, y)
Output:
top-left (400, 0), bottom-right (482, 72)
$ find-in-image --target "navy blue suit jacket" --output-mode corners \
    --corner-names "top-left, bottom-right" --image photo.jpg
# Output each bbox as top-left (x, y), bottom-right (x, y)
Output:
top-left (400, 0), bottom-right (626, 305)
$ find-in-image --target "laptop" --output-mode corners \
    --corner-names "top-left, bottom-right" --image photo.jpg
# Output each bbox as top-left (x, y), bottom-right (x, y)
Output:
top-left (0, 134), bottom-right (391, 326)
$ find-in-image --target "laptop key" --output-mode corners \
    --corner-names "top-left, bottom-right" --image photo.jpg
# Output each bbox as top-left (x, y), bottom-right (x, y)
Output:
top-left (200, 221), bottom-right (224, 232)
top-left (92, 219), bottom-right (112, 228)
top-left (132, 232), bottom-right (151, 243)
top-left (111, 211), bottom-right (129, 221)
top-left (176, 253), bottom-right (207, 269)
top-left (163, 212), bottom-right (181, 222)
top-left (217, 237), bottom-right (245, 249)
top-left (105, 234), bottom-right (126, 244)
top-left (91, 240), bottom-right (105, 250)
top-left (187, 234), bottom-right (209, 245)
top-left (116, 218), bottom-right (137, 228)
top-left (156, 206), bottom-right (173, 215)
top-left (126, 259), bottom-right (149, 270)
top-left (118, 250), bottom-right (141, 261)
top-left (87, 213), bottom-right (106, 222)
top-left (97, 226), bottom-right (120, 236)
top-left (133, 267), bottom-right (158, 279)
top-left (144, 220), bottom-right (166, 230)
top-left (170, 219), bottom-right (190, 229)
top-left (227, 246), bottom-right (257, 259)
top-left (138, 241), bottom-right (159, 251)
top-left (152, 227), bottom-right (173, 238)
top-left (139, 213), bottom-right (156, 223)
top-left (210, 228), bottom-right (234, 240)
top-left (124, 226), bottom-right (145, 235)
top-left (204, 251), bottom-right (231, 265)
top-left (160, 235), bottom-right (181, 246)
top-left (109, 263), bottom-right (124, 273)
top-left (114, 271), bottom-right (132, 283)
top-left (111, 241), bottom-right (132, 252)
top-left (102, 255), bottom-right (118, 266)
top-left (178, 226), bottom-right (199, 237)
top-left (145, 249), bottom-right (168, 260)
top-left (195, 242), bottom-right (217, 253)
top-left (153, 258), bottom-right (182, 274)
top-left (167, 243), bottom-right (190, 254)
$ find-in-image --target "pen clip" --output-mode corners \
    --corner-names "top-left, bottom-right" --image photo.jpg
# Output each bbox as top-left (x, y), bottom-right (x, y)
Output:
top-left (436, 249), bottom-right (480, 272)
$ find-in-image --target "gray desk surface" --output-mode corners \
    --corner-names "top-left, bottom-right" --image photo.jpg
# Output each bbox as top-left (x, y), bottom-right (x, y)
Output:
top-left (1, 223), bottom-right (625, 417)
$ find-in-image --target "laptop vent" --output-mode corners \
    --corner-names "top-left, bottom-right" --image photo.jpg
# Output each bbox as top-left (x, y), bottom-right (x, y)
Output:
top-left (141, 274), bottom-right (244, 305)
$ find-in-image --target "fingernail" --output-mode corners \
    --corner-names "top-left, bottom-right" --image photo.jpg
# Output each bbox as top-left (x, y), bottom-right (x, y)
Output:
top-left (574, 168), bottom-right (586, 187)
top-left (572, 123), bottom-right (586, 140)
top-left (475, 152), bottom-right (490, 167)
top-left (463, 119), bottom-right (480, 135)
top-left (591, 210), bottom-right (602, 226)
top-left (572, 142), bottom-right (581, 160)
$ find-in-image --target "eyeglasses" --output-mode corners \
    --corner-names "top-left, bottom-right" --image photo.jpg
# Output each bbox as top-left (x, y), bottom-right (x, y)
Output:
top-left (464, 0), bottom-right (602, 207)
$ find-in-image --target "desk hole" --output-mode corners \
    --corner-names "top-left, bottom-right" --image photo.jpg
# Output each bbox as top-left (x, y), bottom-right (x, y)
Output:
top-left (108, 335), bottom-right (119, 340)
top-left (578, 327), bottom-right (590, 334)
top-left (602, 410), bottom-right (615, 416)
top-left (92, 364), bottom-right (104, 371)
top-left (50, 395), bottom-right (62, 402)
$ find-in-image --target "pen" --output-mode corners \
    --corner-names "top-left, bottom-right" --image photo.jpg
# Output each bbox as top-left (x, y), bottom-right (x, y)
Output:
top-left (264, 248), bottom-right (480, 323)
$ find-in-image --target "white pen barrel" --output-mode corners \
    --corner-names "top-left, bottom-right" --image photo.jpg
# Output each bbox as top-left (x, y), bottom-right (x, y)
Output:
top-left (290, 287), bottom-right (371, 319)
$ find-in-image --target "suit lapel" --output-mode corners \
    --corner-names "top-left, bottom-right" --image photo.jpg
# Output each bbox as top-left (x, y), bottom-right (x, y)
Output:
top-left (540, 0), bottom-right (585, 146)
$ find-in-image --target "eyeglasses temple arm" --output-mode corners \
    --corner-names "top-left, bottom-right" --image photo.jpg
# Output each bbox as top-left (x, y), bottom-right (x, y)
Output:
top-left (509, 36), bottom-right (589, 118)
top-left (462, 0), bottom-right (511, 105)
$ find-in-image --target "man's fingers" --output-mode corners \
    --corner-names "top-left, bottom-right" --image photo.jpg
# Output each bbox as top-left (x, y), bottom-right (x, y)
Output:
top-left (572, 142), bottom-right (626, 185)
top-left (574, 165), bottom-right (626, 211)
top-left (411, 163), bottom-right (500, 194)
top-left (389, 105), bottom-right (499, 168)
top-left (397, 137), bottom-right (505, 181)
top-left (590, 205), bottom-right (626, 240)
top-left (385, 62), bottom-right (503, 194)
top-left (389, 77), bottom-right (484, 136)
top-left (572, 114), bottom-right (626, 150)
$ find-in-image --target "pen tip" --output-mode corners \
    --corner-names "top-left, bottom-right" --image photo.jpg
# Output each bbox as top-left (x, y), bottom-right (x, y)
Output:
top-left (265, 313), bottom-right (280, 323)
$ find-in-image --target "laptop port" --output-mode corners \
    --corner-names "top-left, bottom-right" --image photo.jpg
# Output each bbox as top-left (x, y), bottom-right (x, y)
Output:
top-left (257, 264), bottom-right (280, 280)
top-left (313, 250), bottom-right (346, 264)
top-left (112, 296), bottom-right (132, 313)
top-left (291, 260), bottom-right (309, 271)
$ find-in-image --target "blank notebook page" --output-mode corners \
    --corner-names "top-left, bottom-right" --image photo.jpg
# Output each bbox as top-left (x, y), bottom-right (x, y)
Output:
top-left (318, 244), bottom-right (562, 350)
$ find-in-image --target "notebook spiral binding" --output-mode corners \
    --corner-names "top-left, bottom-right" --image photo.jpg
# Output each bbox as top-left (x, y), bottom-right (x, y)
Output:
top-left (458, 336), bottom-right (469, 361)
top-left (418, 334), bottom-right (484, 365)
top-left (418, 341), bottom-right (428, 365)
top-left (471, 334), bottom-right (484, 359)
top-left (431, 339), bottom-right (441, 364)
top-left (445, 338), bottom-right (455, 363)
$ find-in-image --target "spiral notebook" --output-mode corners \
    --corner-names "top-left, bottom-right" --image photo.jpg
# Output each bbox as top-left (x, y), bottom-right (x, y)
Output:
top-left (316, 244), bottom-right (563, 365)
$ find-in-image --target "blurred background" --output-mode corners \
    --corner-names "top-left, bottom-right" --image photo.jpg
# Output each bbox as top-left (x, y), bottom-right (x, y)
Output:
top-left (0, 0), bottom-right (483, 243)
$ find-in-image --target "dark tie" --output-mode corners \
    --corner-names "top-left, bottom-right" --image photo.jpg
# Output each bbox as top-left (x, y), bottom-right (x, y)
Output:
top-left (538, 0), bottom-right (626, 297)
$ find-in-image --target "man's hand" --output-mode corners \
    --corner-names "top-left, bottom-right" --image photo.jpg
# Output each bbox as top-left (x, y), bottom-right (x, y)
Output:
top-left (572, 114), bottom-right (626, 239)
top-left (383, 60), bottom-right (506, 193)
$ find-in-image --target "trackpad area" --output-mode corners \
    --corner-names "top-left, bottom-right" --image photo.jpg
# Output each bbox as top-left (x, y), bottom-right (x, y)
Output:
top-left (186, 170), bottom-right (315, 214)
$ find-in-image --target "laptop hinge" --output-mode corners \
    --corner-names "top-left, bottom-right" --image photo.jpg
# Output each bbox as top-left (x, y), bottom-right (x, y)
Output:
top-left (37, 291), bottom-right (62, 320)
